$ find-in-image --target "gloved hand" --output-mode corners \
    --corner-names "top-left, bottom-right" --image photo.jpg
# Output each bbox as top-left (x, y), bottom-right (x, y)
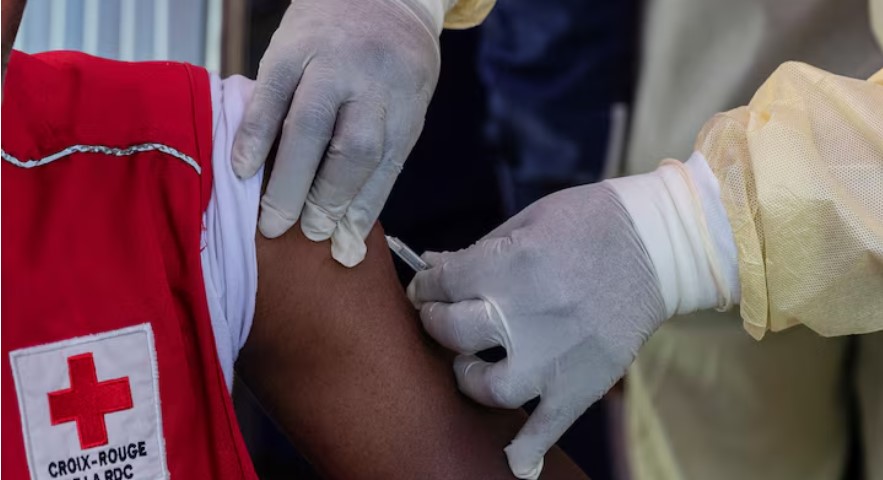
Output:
top-left (232, 0), bottom-right (444, 267)
top-left (407, 156), bottom-right (739, 479)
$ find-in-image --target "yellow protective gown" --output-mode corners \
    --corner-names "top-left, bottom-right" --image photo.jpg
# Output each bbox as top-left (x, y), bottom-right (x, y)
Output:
top-left (624, 0), bottom-right (882, 339)
top-left (624, 1), bottom-right (883, 480)
top-left (443, 0), bottom-right (496, 28)
top-left (697, 63), bottom-right (883, 339)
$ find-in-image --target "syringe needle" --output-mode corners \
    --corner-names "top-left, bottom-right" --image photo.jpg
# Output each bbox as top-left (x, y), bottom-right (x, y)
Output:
top-left (385, 235), bottom-right (429, 272)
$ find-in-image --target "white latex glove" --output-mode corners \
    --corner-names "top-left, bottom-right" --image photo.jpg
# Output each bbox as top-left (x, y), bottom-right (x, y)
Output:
top-left (232, 0), bottom-right (446, 267)
top-left (408, 156), bottom-right (739, 479)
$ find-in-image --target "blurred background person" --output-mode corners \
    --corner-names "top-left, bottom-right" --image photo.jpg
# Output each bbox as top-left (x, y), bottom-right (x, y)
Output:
top-left (624, 2), bottom-right (883, 480)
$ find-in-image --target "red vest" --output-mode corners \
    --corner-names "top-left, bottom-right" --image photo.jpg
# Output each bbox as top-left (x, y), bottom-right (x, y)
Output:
top-left (2, 51), bottom-right (257, 479)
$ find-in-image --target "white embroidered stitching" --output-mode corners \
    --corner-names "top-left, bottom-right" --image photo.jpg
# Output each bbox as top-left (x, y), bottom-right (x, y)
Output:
top-left (1, 143), bottom-right (201, 174)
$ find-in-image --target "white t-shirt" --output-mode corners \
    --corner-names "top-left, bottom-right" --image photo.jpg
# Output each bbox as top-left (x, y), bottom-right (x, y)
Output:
top-left (201, 74), bottom-right (263, 390)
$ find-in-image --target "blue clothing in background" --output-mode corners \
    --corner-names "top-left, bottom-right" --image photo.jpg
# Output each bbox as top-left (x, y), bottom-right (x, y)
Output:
top-left (479, 0), bottom-right (639, 212)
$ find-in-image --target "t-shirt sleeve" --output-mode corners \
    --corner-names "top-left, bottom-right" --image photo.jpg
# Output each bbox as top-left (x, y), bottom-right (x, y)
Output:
top-left (201, 73), bottom-right (263, 391)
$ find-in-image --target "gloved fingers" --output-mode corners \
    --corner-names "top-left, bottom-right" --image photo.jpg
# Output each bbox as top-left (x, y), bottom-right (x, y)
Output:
top-left (329, 220), bottom-right (368, 268)
top-left (420, 250), bottom-right (447, 267)
top-left (232, 38), bottom-right (304, 180)
top-left (406, 256), bottom-right (466, 305)
top-left (258, 73), bottom-right (341, 239)
top-left (419, 300), bottom-right (504, 354)
top-left (327, 158), bottom-right (400, 267)
top-left (325, 101), bottom-right (425, 265)
top-left (300, 97), bottom-right (386, 242)
top-left (504, 397), bottom-right (582, 480)
top-left (406, 237), bottom-right (509, 305)
top-left (453, 355), bottom-right (537, 409)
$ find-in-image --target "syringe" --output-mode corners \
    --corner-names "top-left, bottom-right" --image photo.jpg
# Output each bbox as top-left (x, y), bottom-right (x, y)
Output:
top-left (385, 235), bottom-right (429, 272)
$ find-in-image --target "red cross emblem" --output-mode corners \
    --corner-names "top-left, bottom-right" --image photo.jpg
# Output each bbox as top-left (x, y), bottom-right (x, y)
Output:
top-left (48, 352), bottom-right (134, 449)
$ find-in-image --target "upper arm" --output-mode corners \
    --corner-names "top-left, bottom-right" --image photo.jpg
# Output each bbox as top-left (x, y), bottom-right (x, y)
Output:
top-left (235, 224), bottom-right (586, 479)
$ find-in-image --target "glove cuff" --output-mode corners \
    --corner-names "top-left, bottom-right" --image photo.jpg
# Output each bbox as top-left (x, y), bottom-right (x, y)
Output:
top-left (604, 153), bottom-right (740, 318)
top-left (404, 0), bottom-right (450, 35)
top-left (681, 152), bottom-right (740, 307)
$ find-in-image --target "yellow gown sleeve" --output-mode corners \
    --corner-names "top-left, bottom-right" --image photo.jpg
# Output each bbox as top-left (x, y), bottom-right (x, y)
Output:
top-left (695, 62), bottom-right (883, 340)
top-left (443, 0), bottom-right (496, 29)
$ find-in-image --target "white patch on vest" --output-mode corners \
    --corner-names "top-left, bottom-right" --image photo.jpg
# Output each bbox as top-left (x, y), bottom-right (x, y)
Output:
top-left (9, 324), bottom-right (168, 480)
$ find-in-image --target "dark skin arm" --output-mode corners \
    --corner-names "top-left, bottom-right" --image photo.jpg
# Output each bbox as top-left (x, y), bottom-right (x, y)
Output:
top-left (236, 223), bottom-right (587, 479)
